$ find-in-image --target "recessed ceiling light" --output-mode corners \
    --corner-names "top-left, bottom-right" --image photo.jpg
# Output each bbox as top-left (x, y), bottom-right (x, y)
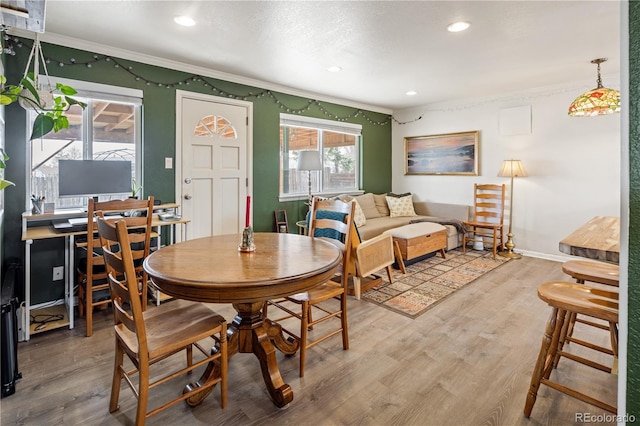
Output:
top-left (174, 16), bottom-right (196, 27)
top-left (447, 21), bottom-right (470, 32)
top-left (327, 66), bottom-right (342, 72)
top-left (406, 90), bottom-right (417, 96)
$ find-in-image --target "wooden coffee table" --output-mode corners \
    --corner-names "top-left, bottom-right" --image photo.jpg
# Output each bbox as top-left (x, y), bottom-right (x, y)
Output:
top-left (385, 222), bottom-right (447, 264)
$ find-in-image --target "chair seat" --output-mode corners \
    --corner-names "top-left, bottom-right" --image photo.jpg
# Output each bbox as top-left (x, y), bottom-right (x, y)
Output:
top-left (537, 281), bottom-right (618, 323)
top-left (562, 260), bottom-right (619, 287)
top-left (463, 220), bottom-right (502, 229)
top-left (287, 280), bottom-right (344, 304)
top-left (116, 300), bottom-right (226, 361)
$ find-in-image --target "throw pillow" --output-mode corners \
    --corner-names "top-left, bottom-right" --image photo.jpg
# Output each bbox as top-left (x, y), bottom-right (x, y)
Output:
top-left (386, 194), bottom-right (417, 218)
top-left (352, 199), bottom-right (367, 227)
top-left (387, 192), bottom-right (412, 198)
top-left (373, 193), bottom-right (390, 216)
top-left (353, 193), bottom-right (381, 219)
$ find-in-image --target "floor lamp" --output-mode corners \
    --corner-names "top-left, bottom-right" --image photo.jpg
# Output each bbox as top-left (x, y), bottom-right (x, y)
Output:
top-left (498, 159), bottom-right (528, 259)
top-left (297, 150), bottom-right (322, 206)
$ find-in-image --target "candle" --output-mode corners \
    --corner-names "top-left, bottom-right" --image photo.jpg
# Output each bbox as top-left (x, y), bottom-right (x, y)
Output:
top-left (245, 195), bottom-right (251, 228)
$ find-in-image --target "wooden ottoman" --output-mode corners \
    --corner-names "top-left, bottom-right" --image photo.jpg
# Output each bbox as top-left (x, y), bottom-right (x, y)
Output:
top-left (384, 222), bottom-right (447, 264)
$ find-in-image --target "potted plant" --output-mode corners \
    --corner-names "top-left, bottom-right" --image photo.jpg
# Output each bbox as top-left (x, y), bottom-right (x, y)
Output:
top-left (1, 34), bottom-right (86, 140)
top-left (130, 178), bottom-right (142, 199)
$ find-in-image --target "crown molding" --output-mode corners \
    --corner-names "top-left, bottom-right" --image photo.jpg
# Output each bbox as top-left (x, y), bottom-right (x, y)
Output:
top-left (7, 28), bottom-right (393, 115)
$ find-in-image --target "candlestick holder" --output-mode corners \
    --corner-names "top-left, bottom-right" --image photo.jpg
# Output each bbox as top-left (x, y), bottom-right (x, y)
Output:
top-left (238, 226), bottom-right (256, 252)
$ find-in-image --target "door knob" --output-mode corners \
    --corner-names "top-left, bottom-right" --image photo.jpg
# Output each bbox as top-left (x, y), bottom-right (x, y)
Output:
top-left (184, 178), bottom-right (192, 184)
top-left (184, 194), bottom-right (192, 200)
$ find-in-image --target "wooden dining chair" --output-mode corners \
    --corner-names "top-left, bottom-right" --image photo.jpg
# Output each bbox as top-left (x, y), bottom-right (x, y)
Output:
top-left (97, 218), bottom-right (228, 425)
top-left (263, 197), bottom-right (356, 377)
top-left (462, 183), bottom-right (506, 259)
top-left (77, 196), bottom-right (154, 337)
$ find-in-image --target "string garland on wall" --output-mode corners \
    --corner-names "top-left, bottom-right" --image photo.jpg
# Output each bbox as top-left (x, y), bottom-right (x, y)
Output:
top-left (3, 35), bottom-right (392, 126)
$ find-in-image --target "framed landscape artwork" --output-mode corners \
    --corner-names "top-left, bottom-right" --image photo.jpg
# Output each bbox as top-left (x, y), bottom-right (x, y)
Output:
top-left (404, 131), bottom-right (479, 175)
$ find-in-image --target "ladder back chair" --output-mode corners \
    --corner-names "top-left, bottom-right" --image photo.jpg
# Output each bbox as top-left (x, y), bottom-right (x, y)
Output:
top-left (263, 197), bottom-right (355, 377)
top-left (462, 183), bottom-right (506, 259)
top-left (97, 218), bottom-right (228, 425)
top-left (77, 196), bottom-right (154, 336)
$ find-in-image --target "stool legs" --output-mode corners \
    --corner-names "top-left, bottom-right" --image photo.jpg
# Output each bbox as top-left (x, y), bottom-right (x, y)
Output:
top-left (525, 307), bottom-right (563, 417)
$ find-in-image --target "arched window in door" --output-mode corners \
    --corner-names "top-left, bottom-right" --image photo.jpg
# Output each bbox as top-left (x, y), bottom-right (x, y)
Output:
top-left (194, 115), bottom-right (237, 139)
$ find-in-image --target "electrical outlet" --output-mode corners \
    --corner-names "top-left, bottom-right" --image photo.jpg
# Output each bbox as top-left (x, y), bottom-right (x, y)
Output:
top-left (52, 266), bottom-right (64, 281)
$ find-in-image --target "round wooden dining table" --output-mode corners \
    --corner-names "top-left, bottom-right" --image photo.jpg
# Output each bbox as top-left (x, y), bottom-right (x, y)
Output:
top-left (143, 232), bottom-right (342, 408)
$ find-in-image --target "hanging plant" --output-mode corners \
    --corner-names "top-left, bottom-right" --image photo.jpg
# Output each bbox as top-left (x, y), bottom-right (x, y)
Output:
top-left (0, 33), bottom-right (86, 140)
top-left (0, 148), bottom-right (14, 191)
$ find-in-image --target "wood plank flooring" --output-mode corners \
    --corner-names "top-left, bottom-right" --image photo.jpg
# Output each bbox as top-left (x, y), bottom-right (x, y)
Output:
top-left (1, 256), bottom-right (618, 425)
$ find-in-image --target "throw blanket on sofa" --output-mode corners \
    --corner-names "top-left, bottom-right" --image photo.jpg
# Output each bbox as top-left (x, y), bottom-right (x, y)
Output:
top-left (409, 217), bottom-right (467, 235)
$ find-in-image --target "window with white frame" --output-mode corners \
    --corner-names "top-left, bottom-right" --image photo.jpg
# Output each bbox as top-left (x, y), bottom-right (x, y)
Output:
top-left (28, 78), bottom-right (142, 209)
top-left (279, 113), bottom-right (361, 200)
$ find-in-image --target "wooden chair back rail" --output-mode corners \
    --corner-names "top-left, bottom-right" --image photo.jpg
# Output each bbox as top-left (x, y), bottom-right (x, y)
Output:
top-left (97, 218), bottom-right (228, 424)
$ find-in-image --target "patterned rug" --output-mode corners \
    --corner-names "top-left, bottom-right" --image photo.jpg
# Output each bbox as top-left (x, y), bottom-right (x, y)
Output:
top-left (362, 248), bottom-right (510, 319)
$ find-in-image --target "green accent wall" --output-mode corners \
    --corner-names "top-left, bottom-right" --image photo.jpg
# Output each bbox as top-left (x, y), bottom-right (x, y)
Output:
top-left (1, 39), bottom-right (391, 303)
top-left (628, 1), bottom-right (639, 418)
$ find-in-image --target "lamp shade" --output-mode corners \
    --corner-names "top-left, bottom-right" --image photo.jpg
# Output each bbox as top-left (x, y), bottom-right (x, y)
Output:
top-left (297, 150), bottom-right (322, 171)
top-left (498, 160), bottom-right (528, 178)
top-left (568, 58), bottom-right (621, 117)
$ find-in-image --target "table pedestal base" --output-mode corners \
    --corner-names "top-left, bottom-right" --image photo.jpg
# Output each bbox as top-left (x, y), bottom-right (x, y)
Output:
top-left (185, 301), bottom-right (299, 408)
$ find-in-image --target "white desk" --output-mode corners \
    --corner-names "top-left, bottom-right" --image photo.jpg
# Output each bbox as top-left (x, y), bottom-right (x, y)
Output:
top-left (21, 203), bottom-right (188, 340)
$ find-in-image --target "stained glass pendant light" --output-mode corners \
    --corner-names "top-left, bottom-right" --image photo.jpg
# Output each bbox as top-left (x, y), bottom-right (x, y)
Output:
top-left (568, 58), bottom-right (620, 117)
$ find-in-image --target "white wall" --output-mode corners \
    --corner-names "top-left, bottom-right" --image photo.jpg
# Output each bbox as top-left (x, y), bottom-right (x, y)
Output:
top-left (391, 81), bottom-right (621, 259)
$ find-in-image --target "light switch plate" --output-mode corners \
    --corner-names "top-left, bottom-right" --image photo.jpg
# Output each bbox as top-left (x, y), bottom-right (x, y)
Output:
top-left (165, 157), bottom-right (173, 169)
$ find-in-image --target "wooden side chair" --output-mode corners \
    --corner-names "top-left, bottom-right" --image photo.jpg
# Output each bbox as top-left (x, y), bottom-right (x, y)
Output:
top-left (462, 183), bottom-right (506, 259)
top-left (263, 197), bottom-right (356, 377)
top-left (524, 281), bottom-right (618, 417)
top-left (77, 196), bottom-right (154, 336)
top-left (97, 218), bottom-right (228, 425)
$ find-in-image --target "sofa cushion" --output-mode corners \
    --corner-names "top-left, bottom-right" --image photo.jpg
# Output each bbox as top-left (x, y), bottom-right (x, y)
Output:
top-left (354, 193), bottom-right (381, 219)
top-left (373, 193), bottom-right (390, 216)
top-left (386, 194), bottom-right (417, 218)
top-left (352, 199), bottom-right (367, 227)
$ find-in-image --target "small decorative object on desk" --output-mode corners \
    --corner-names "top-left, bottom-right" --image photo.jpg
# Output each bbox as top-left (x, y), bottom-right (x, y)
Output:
top-left (239, 195), bottom-right (255, 252)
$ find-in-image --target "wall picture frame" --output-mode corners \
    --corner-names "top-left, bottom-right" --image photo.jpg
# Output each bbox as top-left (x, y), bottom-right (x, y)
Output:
top-left (404, 131), bottom-right (479, 175)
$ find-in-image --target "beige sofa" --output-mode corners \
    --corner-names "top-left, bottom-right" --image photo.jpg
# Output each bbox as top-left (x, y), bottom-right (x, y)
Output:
top-left (346, 193), bottom-right (471, 251)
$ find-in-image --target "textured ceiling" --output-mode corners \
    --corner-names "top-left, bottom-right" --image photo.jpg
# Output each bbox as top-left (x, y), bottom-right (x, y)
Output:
top-left (5, 0), bottom-right (622, 112)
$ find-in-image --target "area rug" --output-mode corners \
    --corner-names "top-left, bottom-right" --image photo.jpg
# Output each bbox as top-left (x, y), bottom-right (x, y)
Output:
top-left (361, 248), bottom-right (510, 319)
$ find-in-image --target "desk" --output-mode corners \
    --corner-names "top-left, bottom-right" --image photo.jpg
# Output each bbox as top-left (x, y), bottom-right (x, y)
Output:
top-left (143, 233), bottom-right (342, 408)
top-left (559, 216), bottom-right (620, 264)
top-left (20, 203), bottom-right (188, 340)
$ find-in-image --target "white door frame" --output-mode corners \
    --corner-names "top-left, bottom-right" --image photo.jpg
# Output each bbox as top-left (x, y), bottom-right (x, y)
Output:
top-left (175, 90), bottom-right (254, 230)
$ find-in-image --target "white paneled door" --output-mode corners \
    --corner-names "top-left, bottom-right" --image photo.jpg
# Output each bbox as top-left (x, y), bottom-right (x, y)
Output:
top-left (177, 92), bottom-right (252, 239)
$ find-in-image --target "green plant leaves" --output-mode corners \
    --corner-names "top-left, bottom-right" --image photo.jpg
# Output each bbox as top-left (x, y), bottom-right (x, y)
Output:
top-left (30, 114), bottom-right (55, 140)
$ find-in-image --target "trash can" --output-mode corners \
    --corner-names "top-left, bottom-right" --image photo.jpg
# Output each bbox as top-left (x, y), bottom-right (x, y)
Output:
top-left (1, 261), bottom-right (22, 397)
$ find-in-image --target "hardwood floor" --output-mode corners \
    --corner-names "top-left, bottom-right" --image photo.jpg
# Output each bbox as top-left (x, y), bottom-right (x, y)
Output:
top-left (1, 256), bottom-right (617, 425)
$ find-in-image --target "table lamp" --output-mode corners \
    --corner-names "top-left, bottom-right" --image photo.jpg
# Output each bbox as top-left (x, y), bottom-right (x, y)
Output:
top-left (297, 150), bottom-right (322, 205)
top-left (498, 159), bottom-right (528, 259)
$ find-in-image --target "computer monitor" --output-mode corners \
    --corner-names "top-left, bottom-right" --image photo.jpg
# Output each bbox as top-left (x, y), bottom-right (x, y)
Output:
top-left (58, 160), bottom-right (132, 198)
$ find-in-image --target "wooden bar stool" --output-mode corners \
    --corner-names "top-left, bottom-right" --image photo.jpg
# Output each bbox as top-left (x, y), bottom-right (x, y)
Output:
top-left (561, 260), bottom-right (619, 348)
top-left (524, 281), bottom-right (618, 417)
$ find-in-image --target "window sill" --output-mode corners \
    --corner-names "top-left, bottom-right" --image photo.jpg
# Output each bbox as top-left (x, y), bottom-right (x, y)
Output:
top-left (278, 190), bottom-right (364, 203)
